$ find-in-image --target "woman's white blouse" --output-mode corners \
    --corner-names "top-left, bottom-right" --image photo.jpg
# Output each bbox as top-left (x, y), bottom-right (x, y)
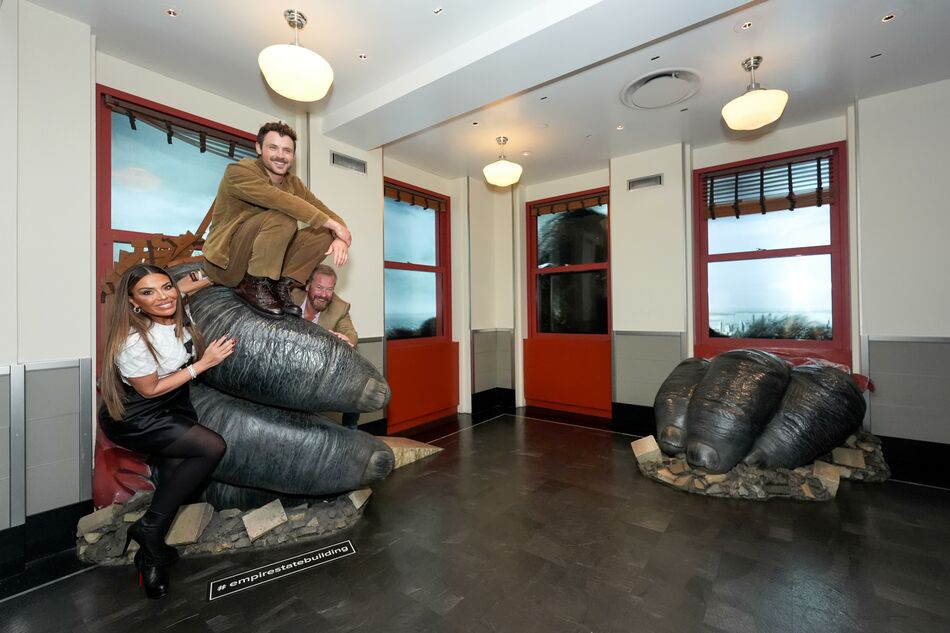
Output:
top-left (116, 324), bottom-right (193, 383)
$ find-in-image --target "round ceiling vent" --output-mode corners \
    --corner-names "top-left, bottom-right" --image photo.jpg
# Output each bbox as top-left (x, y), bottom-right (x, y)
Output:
top-left (620, 69), bottom-right (701, 109)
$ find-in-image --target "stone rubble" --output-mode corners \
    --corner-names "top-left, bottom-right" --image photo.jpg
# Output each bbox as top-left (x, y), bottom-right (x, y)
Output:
top-left (633, 430), bottom-right (890, 502)
top-left (76, 489), bottom-right (371, 565)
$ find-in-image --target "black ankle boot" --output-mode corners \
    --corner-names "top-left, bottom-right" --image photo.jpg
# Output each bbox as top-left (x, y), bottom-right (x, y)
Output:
top-left (134, 550), bottom-right (169, 599)
top-left (273, 277), bottom-right (303, 317)
top-left (234, 274), bottom-right (283, 317)
top-left (127, 508), bottom-right (179, 566)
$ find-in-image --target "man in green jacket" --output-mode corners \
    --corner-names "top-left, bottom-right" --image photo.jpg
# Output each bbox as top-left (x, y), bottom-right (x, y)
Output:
top-left (203, 121), bottom-right (351, 317)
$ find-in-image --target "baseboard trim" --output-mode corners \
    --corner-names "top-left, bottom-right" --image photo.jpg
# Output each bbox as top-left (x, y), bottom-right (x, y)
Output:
top-left (0, 499), bottom-right (94, 581)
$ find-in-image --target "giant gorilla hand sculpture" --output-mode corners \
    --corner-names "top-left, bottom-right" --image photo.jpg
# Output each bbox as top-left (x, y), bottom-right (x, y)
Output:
top-left (93, 265), bottom-right (394, 510)
top-left (654, 349), bottom-right (866, 474)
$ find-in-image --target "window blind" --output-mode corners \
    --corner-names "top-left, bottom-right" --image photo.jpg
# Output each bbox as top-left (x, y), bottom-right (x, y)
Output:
top-left (104, 95), bottom-right (257, 161)
top-left (384, 182), bottom-right (446, 213)
top-left (701, 151), bottom-right (833, 219)
top-left (531, 192), bottom-right (609, 216)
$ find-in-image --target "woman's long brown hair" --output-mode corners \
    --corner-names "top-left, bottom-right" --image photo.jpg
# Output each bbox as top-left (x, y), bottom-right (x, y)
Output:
top-left (100, 265), bottom-right (206, 420)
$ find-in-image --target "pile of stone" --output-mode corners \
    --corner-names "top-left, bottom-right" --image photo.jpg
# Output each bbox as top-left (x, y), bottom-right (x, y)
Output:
top-left (631, 431), bottom-right (889, 502)
top-left (77, 490), bottom-right (371, 565)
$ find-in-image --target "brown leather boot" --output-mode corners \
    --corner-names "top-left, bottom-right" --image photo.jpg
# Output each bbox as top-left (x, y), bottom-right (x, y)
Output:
top-left (235, 274), bottom-right (282, 317)
top-left (273, 277), bottom-right (303, 317)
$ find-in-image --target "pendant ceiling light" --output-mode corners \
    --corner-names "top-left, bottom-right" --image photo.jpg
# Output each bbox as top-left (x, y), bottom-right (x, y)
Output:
top-left (258, 9), bottom-right (334, 102)
top-left (483, 137), bottom-right (523, 187)
top-left (721, 56), bottom-right (788, 131)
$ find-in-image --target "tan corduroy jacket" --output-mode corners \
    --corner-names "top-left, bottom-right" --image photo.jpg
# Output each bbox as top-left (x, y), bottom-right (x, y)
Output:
top-left (293, 289), bottom-right (358, 347)
top-left (203, 158), bottom-right (346, 269)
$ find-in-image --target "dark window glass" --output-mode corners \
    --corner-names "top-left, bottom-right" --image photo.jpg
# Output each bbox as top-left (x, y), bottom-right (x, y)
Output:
top-left (383, 197), bottom-right (437, 265)
top-left (536, 204), bottom-right (608, 267)
top-left (537, 270), bottom-right (608, 334)
top-left (385, 269), bottom-right (438, 340)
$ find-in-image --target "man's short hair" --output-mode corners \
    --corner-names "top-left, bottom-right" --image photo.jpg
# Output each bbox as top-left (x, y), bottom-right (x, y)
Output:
top-left (256, 122), bottom-right (297, 151)
top-left (307, 264), bottom-right (337, 286)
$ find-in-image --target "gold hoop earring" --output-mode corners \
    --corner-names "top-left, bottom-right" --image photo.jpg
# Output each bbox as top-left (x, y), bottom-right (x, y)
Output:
top-left (133, 305), bottom-right (142, 314)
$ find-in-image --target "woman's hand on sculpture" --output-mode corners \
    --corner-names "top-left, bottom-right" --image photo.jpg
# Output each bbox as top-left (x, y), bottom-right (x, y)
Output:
top-left (196, 335), bottom-right (236, 372)
top-left (325, 238), bottom-right (349, 267)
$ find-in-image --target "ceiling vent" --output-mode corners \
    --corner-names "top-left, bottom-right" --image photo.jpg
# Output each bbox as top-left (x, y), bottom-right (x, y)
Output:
top-left (620, 69), bottom-right (700, 109)
top-left (330, 150), bottom-right (367, 175)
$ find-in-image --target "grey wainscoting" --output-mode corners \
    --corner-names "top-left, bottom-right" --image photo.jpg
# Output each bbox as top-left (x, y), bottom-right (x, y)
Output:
top-left (1, 368), bottom-right (10, 529)
top-left (472, 329), bottom-right (513, 393)
top-left (23, 360), bottom-right (93, 517)
top-left (866, 337), bottom-right (950, 444)
top-left (612, 332), bottom-right (685, 407)
top-left (357, 338), bottom-right (385, 424)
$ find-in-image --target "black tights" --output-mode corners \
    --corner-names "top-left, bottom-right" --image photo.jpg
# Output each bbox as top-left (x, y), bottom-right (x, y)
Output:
top-left (150, 425), bottom-right (226, 515)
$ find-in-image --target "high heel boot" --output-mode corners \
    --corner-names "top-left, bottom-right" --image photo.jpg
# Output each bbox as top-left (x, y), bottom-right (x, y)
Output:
top-left (127, 508), bottom-right (179, 566)
top-left (134, 550), bottom-right (169, 599)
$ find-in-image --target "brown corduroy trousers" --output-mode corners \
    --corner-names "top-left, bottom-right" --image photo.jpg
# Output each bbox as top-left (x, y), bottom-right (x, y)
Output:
top-left (204, 211), bottom-right (334, 287)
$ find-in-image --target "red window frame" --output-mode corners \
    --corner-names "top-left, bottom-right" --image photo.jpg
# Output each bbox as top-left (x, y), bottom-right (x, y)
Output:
top-left (95, 84), bottom-right (256, 356)
top-left (692, 141), bottom-right (851, 366)
top-left (526, 187), bottom-right (612, 340)
top-left (382, 178), bottom-right (452, 345)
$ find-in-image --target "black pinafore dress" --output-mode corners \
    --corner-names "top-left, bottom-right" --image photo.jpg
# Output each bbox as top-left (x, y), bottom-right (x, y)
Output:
top-left (98, 339), bottom-right (198, 454)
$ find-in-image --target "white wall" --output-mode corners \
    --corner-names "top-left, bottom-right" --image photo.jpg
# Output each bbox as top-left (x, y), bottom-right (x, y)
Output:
top-left (310, 134), bottom-right (384, 339)
top-left (609, 144), bottom-right (686, 332)
top-left (17, 1), bottom-right (93, 363)
top-left (692, 117), bottom-right (846, 170)
top-left (0, 0), bottom-right (19, 365)
top-left (382, 157), bottom-right (472, 412)
top-left (96, 53), bottom-right (287, 135)
top-left (857, 78), bottom-right (950, 337)
top-left (469, 178), bottom-right (514, 330)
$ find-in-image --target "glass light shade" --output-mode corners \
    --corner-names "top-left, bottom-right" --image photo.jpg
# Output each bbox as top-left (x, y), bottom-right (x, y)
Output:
top-left (258, 44), bottom-right (334, 102)
top-left (721, 87), bottom-right (789, 131)
top-left (483, 159), bottom-right (523, 187)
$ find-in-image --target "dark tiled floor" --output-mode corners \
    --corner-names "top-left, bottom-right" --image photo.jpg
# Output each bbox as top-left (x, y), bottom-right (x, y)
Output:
top-left (2, 412), bottom-right (950, 633)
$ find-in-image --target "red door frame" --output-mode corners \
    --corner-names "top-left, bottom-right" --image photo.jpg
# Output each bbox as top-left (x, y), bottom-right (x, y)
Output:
top-left (692, 141), bottom-right (851, 367)
top-left (524, 187), bottom-right (613, 417)
top-left (383, 178), bottom-right (458, 433)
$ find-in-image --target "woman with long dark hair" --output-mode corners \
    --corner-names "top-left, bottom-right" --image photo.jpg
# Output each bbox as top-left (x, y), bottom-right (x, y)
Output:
top-left (99, 264), bottom-right (234, 599)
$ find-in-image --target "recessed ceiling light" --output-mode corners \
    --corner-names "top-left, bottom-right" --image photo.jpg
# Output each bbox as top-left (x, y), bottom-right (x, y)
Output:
top-left (881, 13), bottom-right (896, 23)
top-left (521, 151), bottom-right (532, 157)
top-left (650, 55), bottom-right (660, 61)
top-left (358, 53), bottom-right (368, 60)
top-left (540, 96), bottom-right (548, 101)
top-left (680, 107), bottom-right (689, 112)
top-left (740, 21), bottom-right (753, 30)
top-left (540, 123), bottom-right (550, 128)
top-left (616, 124), bottom-right (624, 130)
top-left (585, 134), bottom-right (593, 139)
top-left (471, 121), bottom-right (479, 126)
top-left (164, 8), bottom-right (179, 17)
top-left (870, 53), bottom-right (883, 59)
top-left (433, 7), bottom-right (443, 15)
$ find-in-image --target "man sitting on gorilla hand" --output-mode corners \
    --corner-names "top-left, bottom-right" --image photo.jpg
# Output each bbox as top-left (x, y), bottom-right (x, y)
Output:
top-left (203, 121), bottom-right (351, 317)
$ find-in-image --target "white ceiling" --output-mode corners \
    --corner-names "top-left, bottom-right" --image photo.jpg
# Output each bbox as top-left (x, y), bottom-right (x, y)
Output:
top-left (30, 0), bottom-right (950, 185)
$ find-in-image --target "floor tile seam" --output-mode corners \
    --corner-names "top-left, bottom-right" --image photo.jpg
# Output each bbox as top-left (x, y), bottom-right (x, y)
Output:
top-left (515, 415), bottom-right (644, 438)
top-left (427, 413), bottom-right (510, 444)
top-left (0, 563), bottom-right (99, 604)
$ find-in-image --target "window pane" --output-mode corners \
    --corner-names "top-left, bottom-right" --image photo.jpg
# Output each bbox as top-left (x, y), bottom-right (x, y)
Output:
top-left (385, 269), bottom-right (438, 339)
top-left (708, 205), bottom-right (830, 254)
top-left (111, 112), bottom-right (235, 235)
top-left (708, 255), bottom-right (832, 340)
top-left (537, 270), bottom-right (608, 334)
top-left (537, 204), bottom-right (607, 267)
top-left (113, 242), bottom-right (133, 264)
top-left (384, 197), bottom-right (437, 266)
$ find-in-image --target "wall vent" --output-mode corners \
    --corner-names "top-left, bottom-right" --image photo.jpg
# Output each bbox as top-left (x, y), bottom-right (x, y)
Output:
top-left (627, 174), bottom-right (663, 190)
top-left (330, 150), bottom-right (367, 175)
